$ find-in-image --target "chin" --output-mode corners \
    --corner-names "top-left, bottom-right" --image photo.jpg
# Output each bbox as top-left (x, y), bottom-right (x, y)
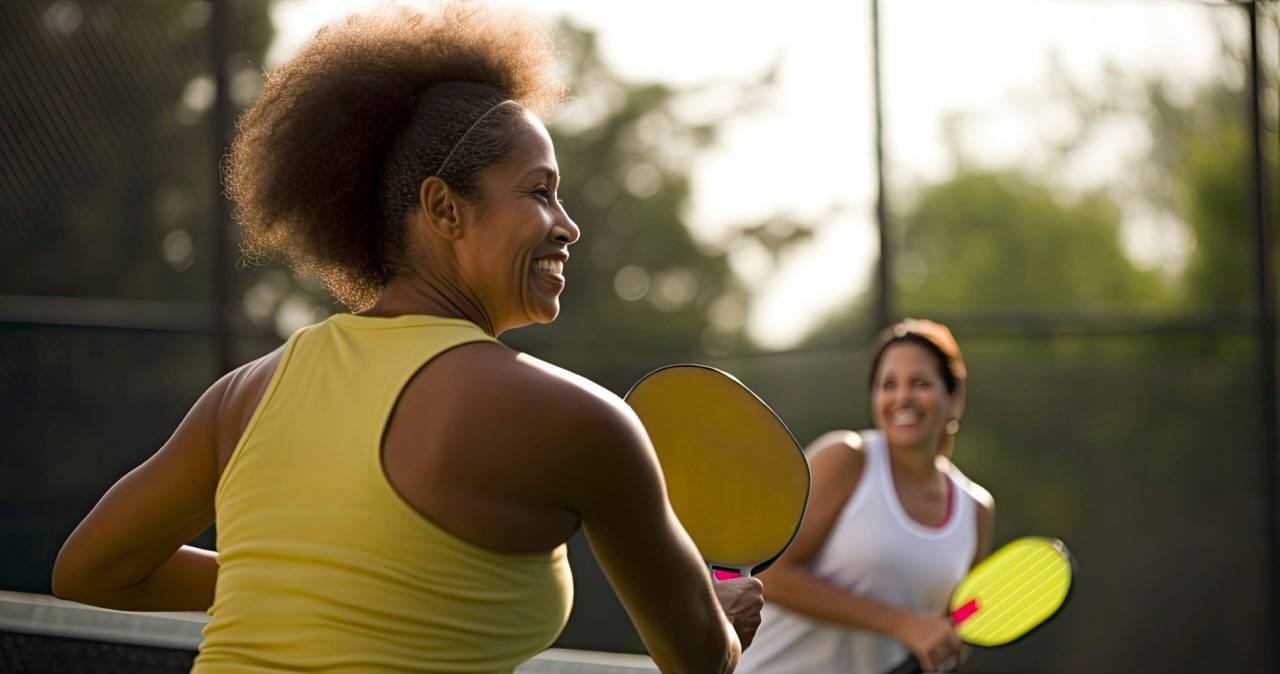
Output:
top-left (884, 426), bottom-right (928, 445)
top-left (529, 302), bottom-right (562, 325)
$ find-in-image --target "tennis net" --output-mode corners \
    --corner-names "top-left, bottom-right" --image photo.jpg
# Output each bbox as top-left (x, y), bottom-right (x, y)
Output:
top-left (0, 590), bottom-right (658, 673)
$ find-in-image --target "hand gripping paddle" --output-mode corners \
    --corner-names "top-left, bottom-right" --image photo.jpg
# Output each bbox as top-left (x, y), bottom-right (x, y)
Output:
top-left (624, 364), bottom-right (810, 578)
top-left (888, 536), bottom-right (1076, 673)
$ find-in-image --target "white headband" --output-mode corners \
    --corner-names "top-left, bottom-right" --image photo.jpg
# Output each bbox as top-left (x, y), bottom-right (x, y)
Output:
top-left (434, 99), bottom-right (517, 176)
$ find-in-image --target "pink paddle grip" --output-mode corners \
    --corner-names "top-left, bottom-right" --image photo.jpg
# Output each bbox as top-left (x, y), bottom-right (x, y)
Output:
top-left (952, 599), bottom-right (980, 625)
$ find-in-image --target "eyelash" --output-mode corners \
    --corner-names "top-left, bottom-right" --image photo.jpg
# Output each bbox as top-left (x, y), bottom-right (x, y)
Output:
top-left (530, 186), bottom-right (558, 203)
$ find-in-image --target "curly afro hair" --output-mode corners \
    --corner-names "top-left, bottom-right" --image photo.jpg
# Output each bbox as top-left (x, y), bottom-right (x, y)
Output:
top-left (225, 0), bottom-right (566, 310)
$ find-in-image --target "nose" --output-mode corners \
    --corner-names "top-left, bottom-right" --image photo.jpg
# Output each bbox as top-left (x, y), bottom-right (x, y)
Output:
top-left (552, 202), bottom-right (580, 245)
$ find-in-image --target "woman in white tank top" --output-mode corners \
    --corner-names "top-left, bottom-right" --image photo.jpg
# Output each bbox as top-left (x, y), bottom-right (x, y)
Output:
top-left (738, 319), bottom-right (996, 674)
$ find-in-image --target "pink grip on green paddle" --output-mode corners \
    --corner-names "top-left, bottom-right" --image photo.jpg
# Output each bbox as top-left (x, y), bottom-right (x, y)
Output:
top-left (949, 537), bottom-right (1073, 647)
top-left (952, 599), bottom-right (980, 625)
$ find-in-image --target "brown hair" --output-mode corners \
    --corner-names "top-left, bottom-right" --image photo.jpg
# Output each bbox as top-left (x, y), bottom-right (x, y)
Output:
top-left (225, 1), bottom-right (566, 310)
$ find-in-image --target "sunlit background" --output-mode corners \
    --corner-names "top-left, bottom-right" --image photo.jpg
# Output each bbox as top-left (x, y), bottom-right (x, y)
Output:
top-left (270, 0), bottom-right (1232, 350)
top-left (2, 1), bottom-right (1277, 672)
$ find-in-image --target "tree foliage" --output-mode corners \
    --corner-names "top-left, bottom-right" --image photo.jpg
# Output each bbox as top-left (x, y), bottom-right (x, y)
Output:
top-left (894, 169), bottom-right (1169, 313)
top-left (1145, 76), bottom-right (1272, 309)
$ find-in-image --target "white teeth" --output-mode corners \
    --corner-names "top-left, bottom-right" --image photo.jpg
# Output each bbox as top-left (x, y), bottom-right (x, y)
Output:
top-left (535, 259), bottom-right (564, 274)
top-left (891, 409), bottom-right (920, 425)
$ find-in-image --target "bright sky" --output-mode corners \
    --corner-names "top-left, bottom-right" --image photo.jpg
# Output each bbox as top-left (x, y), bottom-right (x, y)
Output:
top-left (267, 0), bottom-right (1226, 349)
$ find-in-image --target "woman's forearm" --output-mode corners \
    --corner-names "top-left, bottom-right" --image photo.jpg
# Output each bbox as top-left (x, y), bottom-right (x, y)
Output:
top-left (54, 545), bottom-right (218, 612)
top-left (760, 565), bottom-right (914, 639)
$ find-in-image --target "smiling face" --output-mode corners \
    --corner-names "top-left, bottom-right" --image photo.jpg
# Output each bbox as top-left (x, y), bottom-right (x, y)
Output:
top-left (453, 111), bottom-right (580, 334)
top-left (872, 341), bottom-right (957, 453)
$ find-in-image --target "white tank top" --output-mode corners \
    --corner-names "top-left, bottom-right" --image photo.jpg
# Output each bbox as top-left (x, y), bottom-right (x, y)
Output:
top-left (738, 430), bottom-right (977, 674)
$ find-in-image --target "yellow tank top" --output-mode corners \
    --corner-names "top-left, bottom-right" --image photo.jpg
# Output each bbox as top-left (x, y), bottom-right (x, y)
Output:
top-left (195, 314), bottom-right (573, 673)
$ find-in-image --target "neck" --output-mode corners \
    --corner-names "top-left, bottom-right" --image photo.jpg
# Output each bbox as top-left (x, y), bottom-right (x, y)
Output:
top-left (887, 437), bottom-right (943, 481)
top-left (361, 274), bottom-right (496, 336)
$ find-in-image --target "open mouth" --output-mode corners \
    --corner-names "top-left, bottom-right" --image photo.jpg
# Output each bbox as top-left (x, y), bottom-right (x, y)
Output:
top-left (534, 258), bottom-right (564, 275)
top-left (890, 409), bottom-right (922, 426)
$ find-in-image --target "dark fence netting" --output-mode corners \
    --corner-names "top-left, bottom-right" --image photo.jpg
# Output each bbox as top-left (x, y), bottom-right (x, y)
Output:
top-left (2, 0), bottom-right (1277, 673)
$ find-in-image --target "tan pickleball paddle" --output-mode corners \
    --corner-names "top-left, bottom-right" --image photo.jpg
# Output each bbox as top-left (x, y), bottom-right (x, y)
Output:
top-left (624, 364), bottom-right (810, 577)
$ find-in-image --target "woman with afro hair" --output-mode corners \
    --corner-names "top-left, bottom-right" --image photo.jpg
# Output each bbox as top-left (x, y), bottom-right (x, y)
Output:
top-left (52, 3), bottom-right (762, 672)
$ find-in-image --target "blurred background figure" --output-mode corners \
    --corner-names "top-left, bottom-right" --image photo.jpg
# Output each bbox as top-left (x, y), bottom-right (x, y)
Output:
top-left (740, 319), bottom-right (993, 674)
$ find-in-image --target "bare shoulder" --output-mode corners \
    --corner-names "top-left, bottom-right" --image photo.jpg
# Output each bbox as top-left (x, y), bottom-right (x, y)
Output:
top-left (220, 346), bottom-right (285, 397)
top-left (212, 346), bottom-right (286, 421)
top-left (806, 429), bottom-right (865, 454)
top-left (428, 342), bottom-right (642, 442)
top-left (418, 342), bottom-right (655, 518)
top-left (799, 429), bottom-right (868, 512)
top-left (207, 345), bottom-right (287, 465)
top-left (944, 458), bottom-right (995, 513)
top-left (804, 429), bottom-right (866, 473)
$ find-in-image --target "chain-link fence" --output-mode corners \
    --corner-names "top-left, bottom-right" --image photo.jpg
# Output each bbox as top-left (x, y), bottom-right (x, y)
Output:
top-left (1, 1), bottom-right (1276, 672)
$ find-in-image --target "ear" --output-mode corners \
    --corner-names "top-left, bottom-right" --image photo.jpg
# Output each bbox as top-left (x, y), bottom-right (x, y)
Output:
top-left (950, 380), bottom-right (967, 422)
top-left (418, 176), bottom-right (464, 241)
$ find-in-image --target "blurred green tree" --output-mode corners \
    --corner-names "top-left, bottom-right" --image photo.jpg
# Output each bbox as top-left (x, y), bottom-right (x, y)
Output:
top-left (1144, 76), bottom-right (1275, 310)
top-left (893, 170), bottom-right (1170, 312)
top-left (787, 21), bottom-right (1277, 672)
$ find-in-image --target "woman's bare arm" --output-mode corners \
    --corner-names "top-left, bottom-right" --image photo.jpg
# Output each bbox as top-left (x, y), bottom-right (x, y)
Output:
top-left (51, 375), bottom-right (228, 611)
top-left (755, 433), bottom-right (960, 672)
top-left (51, 351), bottom-right (278, 612)
top-left (548, 377), bottom-right (757, 674)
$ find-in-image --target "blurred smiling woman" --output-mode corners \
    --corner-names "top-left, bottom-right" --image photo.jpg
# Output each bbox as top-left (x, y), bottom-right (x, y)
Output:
top-left (739, 319), bottom-right (995, 674)
top-left (51, 2), bottom-right (762, 672)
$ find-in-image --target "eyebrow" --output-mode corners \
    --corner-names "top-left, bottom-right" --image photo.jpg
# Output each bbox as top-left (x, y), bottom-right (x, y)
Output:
top-left (519, 165), bottom-right (558, 184)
